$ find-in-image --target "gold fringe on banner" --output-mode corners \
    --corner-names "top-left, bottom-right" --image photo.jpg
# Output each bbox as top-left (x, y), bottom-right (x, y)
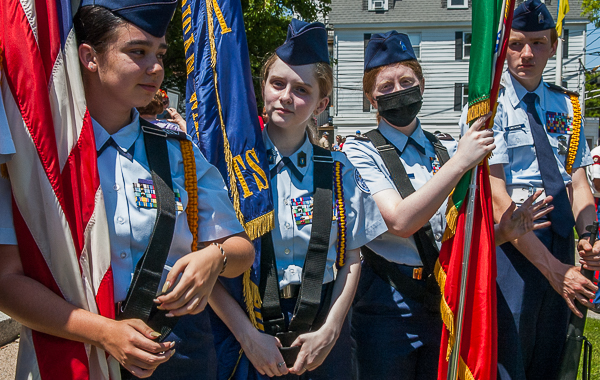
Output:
top-left (466, 98), bottom-right (491, 125)
top-left (243, 269), bottom-right (264, 330)
top-left (565, 94), bottom-right (581, 175)
top-left (459, 356), bottom-right (476, 380)
top-left (435, 260), bottom-right (455, 360)
top-left (243, 210), bottom-right (274, 241)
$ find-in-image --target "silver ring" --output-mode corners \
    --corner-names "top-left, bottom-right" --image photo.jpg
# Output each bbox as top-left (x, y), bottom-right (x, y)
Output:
top-left (277, 362), bottom-right (285, 368)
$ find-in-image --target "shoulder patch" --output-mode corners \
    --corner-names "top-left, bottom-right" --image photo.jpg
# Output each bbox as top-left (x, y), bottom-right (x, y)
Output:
top-left (352, 136), bottom-right (371, 142)
top-left (354, 169), bottom-right (371, 194)
top-left (546, 82), bottom-right (580, 97)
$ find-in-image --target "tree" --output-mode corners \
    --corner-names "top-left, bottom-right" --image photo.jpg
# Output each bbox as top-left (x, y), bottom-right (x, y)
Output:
top-left (586, 71), bottom-right (600, 117)
top-left (163, 0), bottom-right (331, 112)
top-left (583, 0), bottom-right (600, 28)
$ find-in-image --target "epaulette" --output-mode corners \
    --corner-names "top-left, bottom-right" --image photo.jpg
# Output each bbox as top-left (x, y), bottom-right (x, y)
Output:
top-left (434, 132), bottom-right (455, 141)
top-left (547, 83), bottom-right (579, 97)
top-left (348, 135), bottom-right (371, 142)
top-left (140, 119), bottom-right (188, 141)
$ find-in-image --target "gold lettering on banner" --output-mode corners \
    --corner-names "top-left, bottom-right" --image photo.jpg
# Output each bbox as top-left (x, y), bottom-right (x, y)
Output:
top-left (186, 54), bottom-right (195, 76)
top-left (233, 155), bottom-right (254, 198)
top-left (211, 0), bottom-right (232, 34)
top-left (246, 149), bottom-right (269, 191)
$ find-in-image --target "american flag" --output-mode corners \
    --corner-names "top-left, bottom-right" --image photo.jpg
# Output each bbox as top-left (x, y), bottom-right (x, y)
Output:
top-left (1, 1), bottom-right (119, 378)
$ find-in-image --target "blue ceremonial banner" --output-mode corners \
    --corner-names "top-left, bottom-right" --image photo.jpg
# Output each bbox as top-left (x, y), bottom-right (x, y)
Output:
top-left (182, 0), bottom-right (273, 378)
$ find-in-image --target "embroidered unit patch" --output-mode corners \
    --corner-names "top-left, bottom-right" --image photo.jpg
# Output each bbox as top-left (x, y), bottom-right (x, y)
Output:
top-left (134, 179), bottom-right (183, 211)
top-left (354, 169), bottom-right (370, 194)
top-left (290, 196), bottom-right (337, 225)
top-left (545, 112), bottom-right (573, 134)
top-left (430, 157), bottom-right (441, 175)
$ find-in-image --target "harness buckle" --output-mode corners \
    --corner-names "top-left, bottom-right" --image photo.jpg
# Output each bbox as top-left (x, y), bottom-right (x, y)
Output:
top-left (141, 125), bottom-right (168, 138)
top-left (376, 144), bottom-right (396, 152)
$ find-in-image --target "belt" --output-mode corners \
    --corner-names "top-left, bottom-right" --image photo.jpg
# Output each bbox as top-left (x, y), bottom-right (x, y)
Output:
top-left (280, 284), bottom-right (301, 299)
top-left (506, 185), bottom-right (546, 205)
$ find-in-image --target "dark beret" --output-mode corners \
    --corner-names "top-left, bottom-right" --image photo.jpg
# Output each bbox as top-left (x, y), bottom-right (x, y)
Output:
top-left (512, 0), bottom-right (555, 32)
top-left (80, 0), bottom-right (177, 38)
top-left (364, 31), bottom-right (417, 71)
top-left (276, 19), bottom-right (330, 65)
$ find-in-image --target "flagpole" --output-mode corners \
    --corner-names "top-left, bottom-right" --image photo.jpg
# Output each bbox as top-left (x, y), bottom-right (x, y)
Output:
top-left (447, 164), bottom-right (479, 380)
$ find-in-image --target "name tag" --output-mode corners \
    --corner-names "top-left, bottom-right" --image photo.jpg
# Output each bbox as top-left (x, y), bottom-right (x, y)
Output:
top-left (408, 173), bottom-right (415, 179)
top-left (134, 179), bottom-right (183, 211)
top-left (546, 112), bottom-right (573, 134)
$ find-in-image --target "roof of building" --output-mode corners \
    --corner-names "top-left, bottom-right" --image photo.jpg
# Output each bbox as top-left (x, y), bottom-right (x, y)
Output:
top-left (329, 0), bottom-right (586, 27)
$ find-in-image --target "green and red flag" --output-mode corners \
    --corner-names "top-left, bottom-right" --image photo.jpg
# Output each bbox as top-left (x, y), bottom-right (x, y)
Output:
top-left (436, 0), bottom-right (515, 379)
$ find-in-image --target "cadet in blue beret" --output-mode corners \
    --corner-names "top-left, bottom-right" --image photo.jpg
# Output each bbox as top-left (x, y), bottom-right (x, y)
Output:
top-left (208, 18), bottom-right (387, 380)
top-left (458, 0), bottom-right (600, 378)
top-left (0, 1), bottom-right (256, 379)
top-left (343, 30), bottom-right (553, 380)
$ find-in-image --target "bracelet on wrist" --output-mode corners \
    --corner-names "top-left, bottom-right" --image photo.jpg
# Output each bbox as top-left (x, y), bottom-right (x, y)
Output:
top-left (212, 242), bottom-right (227, 274)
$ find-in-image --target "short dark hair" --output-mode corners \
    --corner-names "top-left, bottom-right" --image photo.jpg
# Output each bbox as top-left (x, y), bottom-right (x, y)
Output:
top-left (73, 6), bottom-right (126, 53)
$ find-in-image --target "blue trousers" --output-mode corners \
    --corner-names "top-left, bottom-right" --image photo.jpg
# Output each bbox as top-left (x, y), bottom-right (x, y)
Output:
top-left (147, 311), bottom-right (217, 380)
top-left (496, 227), bottom-right (573, 380)
top-left (351, 261), bottom-right (442, 380)
top-left (276, 285), bottom-right (354, 380)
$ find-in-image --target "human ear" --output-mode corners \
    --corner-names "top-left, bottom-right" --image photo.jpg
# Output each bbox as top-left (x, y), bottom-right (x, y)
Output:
top-left (78, 43), bottom-right (98, 72)
top-left (314, 97), bottom-right (330, 116)
top-left (368, 95), bottom-right (377, 110)
top-left (549, 40), bottom-right (558, 57)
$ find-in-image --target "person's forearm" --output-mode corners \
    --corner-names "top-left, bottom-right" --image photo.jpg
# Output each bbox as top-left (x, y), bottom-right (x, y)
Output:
top-left (208, 280), bottom-right (257, 346)
top-left (571, 168), bottom-right (596, 235)
top-left (320, 249), bottom-right (361, 337)
top-left (213, 233), bottom-right (255, 278)
top-left (0, 245), bottom-right (112, 349)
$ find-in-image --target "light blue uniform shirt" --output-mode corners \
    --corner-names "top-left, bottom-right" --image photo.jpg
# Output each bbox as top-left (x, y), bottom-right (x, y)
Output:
top-left (264, 129), bottom-right (387, 285)
top-left (0, 90), bottom-right (15, 164)
top-left (343, 119), bottom-right (457, 266)
top-left (0, 110), bottom-right (244, 302)
top-left (459, 70), bottom-right (591, 187)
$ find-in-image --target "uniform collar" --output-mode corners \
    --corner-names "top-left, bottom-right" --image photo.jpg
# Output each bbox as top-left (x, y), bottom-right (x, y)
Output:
top-left (263, 128), bottom-right (312, 177)
top-left (94, 109), bottom-right (142, 155)
top-left (378, 118), bottom-right (428, 154)
top-left (503, 70), bottom-right (546, 111)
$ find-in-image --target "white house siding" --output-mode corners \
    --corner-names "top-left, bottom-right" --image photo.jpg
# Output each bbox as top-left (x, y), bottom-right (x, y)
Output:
top-left (332, 22), bottom-right (587, 139)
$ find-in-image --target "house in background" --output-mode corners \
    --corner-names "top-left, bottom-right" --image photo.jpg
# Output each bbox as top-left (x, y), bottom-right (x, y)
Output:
top-left (328, 0), bottom-right (588, 140)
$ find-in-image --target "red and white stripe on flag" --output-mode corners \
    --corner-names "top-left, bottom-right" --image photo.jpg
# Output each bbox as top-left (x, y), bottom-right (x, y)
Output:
top-left (1, 1), bottom-right (119, 378)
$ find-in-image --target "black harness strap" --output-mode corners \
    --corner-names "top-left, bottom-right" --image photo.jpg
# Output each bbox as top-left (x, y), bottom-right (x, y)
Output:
top-left (364, 129), bottom-right (448, 277)
top-left (259, 145), bottom-right (334, 366)
top-left (118, 120), bottom-right (179, 340)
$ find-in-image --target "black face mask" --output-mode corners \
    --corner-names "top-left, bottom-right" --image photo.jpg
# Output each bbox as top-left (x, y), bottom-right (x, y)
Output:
top-left (376, 85), bottom-right (423, 128)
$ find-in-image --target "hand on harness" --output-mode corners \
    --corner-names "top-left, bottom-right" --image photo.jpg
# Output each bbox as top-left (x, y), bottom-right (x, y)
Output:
top-left (287, 324), bottom-right (338, 376)
top-left (154, 244), bottom-right (224, 316)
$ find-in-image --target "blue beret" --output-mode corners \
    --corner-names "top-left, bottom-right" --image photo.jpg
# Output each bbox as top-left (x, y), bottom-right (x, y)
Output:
top-left (512, 0), bottom-right (555, 32)
top-left (364, 31), bottom-right (417, 71)
top-left (275, 19), bottom-right (330, 65)
top-left (80, 0), bottom-right (177, 38)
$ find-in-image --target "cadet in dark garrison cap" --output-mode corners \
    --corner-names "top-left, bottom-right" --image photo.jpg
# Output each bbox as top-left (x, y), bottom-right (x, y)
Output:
top-left (458, 0), bottom-right (600, 378)
top-left (343, 31), bottom-right (553, 380)
top-left (209, 19), bottom-right (386, 379)
top-left (0, 1), bottom-right (255, 379)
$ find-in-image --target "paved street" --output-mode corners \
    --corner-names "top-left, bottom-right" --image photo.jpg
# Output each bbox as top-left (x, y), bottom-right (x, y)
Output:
top-left (0, 338), bottom-right (18, 380)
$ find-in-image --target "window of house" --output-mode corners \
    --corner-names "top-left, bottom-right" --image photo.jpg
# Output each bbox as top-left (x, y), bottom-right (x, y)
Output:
top-left (455, 31), bottom-right (471, 60)
top-left (448, 0), bottom-right (468, 9)
top-left (454, 83), bottom-right (468, 111)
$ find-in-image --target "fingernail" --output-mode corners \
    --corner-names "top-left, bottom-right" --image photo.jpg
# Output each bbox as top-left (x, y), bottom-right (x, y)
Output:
top-left (170, 341), bottom-right (176, 348)
top-left (153, 298), bottom-right (160, 303)
top-left (166, 312), bottom-right (174, 317)
top-left (162, 281), bottom-right (171, 294)
top-left (169, 349), bottom-right (176, 356)
top-left (157, 305), bottom-right (165, 310)
top-left (150, 331), bottom-right (161, 338)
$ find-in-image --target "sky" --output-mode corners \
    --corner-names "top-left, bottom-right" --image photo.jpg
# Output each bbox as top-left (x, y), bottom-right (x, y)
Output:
top-left (587, 22), bottom-right (600, 70)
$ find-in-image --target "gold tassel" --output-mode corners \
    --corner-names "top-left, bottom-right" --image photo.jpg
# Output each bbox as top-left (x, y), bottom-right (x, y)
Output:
top-left (443, 204), bottom-right (459, 242)
top-left (181, 140), bottom-right (200, 251)
top-left (435, 260), bottom-right (456, 361)
top-left (565, 94), bottom-right (581, 175)
top-left (0, 164), bottom-right (8, 179)
top-left (459, 356), bottom-right (476, 380)
top-left (243, 269), bottom-right (264, 330)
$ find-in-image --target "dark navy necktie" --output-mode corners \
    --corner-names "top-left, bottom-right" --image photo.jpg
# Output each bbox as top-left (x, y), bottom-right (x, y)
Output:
top-left (522, 92), bottom-right (575, 237)
top-left (97, 137), bottom-right (134, 161)
top-left (405, 137), bottom-right (426, 155)
top-left (270, 156), bottom-right (304, 182)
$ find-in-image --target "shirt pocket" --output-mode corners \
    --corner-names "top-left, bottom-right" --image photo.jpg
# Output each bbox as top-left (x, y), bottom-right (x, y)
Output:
top-left (505, 126), bottom-right (533, 149)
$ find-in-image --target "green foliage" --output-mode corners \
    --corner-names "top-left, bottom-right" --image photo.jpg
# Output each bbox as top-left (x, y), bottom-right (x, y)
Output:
top-left (579, 316), bottom-right (600, 379)
top-left (583, 0), bottom-right (600, 28)
top-left (162, 0), bottom-right (331, 111)
top-left (586, 71), bottom-right (600, 117)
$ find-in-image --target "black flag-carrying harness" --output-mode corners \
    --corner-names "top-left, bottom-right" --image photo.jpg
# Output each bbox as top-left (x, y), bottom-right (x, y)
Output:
top-left (362, 129), bottom-right (450, 311)
top-left (260, 145), bottom-right (334, 366)
top-left (116, 119), bottom-right (190, 379)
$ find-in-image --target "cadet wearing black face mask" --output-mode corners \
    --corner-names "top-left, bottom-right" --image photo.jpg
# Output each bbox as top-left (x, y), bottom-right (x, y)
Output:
top-left (342, 31), bottom-right (551, 380)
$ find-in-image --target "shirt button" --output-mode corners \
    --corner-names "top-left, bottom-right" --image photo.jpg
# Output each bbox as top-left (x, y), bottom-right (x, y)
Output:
top-left (117, 216), bottom-right (125, 224)
top-left (113, 184), bottom-right (120, 191)
top-left (120, 252), bottom-right (127, 259)
top-left (285, 222), bottom-right (291, 229)
top-left (284, 248), bottom-right (290, 255)
top-left (516, 138), bottom-right (520, 143)
top-left (285, 199), bottom-right (289, 205)
top-left (435, 233), bottom-right (442, 241)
